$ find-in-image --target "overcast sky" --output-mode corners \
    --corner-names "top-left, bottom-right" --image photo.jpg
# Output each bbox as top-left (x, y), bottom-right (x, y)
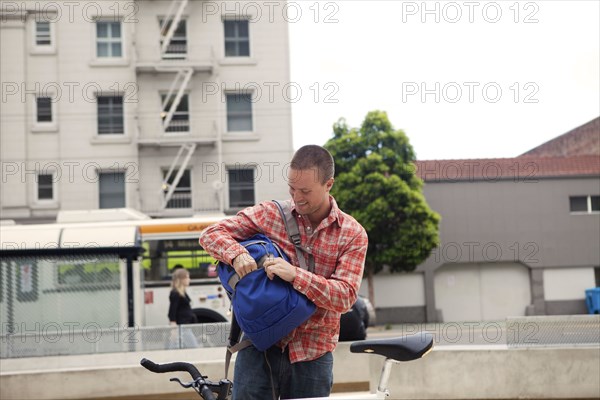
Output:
top-left (287, 1), bottom-right (600, 160)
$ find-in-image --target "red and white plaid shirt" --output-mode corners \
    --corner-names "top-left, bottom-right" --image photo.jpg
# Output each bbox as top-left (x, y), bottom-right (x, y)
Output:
top-left (199, 196), bottom-right (368, 363)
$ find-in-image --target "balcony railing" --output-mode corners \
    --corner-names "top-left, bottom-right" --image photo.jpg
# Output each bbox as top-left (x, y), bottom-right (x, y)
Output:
top-left (164, 192), bottom-right (192, 209)
top-left (162, 43), bottom-right (187, 59)
top-left (164, 118), bottom-right (190, 133)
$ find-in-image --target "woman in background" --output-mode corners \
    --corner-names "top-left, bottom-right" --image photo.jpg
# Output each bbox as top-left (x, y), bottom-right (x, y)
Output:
top-left (168, 267), bottom-right (198, 348)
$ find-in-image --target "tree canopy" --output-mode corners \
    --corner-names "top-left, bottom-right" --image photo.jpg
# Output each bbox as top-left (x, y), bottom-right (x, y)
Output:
top-left (324, 111), bottom-right (440, 300)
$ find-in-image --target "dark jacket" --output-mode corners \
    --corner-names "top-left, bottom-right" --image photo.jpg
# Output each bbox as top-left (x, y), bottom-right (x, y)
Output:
top-left (168, 290), bottom-right (198, 324)
top-left (339, 297), bottom-right (369, 341)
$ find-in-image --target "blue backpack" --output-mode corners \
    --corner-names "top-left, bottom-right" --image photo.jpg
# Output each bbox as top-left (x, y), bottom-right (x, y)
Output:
top-left (218, 201), bottom-right (316, 377)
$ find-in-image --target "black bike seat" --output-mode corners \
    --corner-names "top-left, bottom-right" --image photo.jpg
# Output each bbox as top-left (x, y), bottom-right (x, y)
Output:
top-left (350, 332), bottom-right (434, 361)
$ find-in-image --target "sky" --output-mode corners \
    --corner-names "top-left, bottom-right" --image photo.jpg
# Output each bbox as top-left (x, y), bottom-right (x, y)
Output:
top-left (287, 1), bottom-right (600, 160)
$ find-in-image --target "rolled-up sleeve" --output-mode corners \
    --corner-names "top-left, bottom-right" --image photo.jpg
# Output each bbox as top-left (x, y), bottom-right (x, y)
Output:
top-left (199, 204), bottom-right (268, 264)
top-left (293, 229), bottom-right (368, 313)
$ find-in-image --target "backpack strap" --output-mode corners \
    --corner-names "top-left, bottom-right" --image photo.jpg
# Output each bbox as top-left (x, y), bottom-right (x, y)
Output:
top-left (226, 253), bottom-right (270, 291)
top-left (273, 200), bottom-right (315, 273)
top-left (224, 311), bottom-right (252, 379)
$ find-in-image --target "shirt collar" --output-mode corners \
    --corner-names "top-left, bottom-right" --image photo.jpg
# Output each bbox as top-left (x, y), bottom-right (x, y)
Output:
top-left (290, 195), bottom-right (341, 228)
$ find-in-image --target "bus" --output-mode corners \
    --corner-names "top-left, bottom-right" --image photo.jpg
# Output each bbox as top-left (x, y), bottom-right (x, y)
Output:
top-left (0, 209), bottom-right (231, 339)
top-left (135, 214), bottom-right (231, 325)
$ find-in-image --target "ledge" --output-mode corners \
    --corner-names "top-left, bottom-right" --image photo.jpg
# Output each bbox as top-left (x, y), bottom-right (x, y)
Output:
top-left (136, 137), bottom-right (217, 147)
top-left (89, 59), bottom-right (130, 68)
top-left (135, 62), bottom-right (213, 74)
top-left (221, 133), bottom-right (260, 142)
top-left (218, 58), bottom-right (257, 67)
top-left (90, 136), bottom-right (132, 145)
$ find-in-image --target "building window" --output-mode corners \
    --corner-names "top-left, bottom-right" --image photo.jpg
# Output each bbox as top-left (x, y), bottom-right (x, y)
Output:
top-left (35, 21), bottom-right (51, 45)
top-left (163, 169), bottom-right (191, 209)
top-left (36, 97), bottom-right (52, 123)
top-left (224, 20), bottom-right (249, 57)
top-left (159, 19), bottom-right (187, 59)
top-left (228, 168), bottom-right (255, 208)
top-left (37, 174), bottom-right (54, 200)
top-left (99, 172), bottom-right (125, 208)
top-left (161, 94), bottom-right (189, 132)
top-left (97, 96), bottom-right (124, 134)
top-left (592, 196), bottom-right (600, 212)
top-left (96, 21), bottom-right (122, 58)
top-left (570, 195), bottom-right (600, 213)
top-left (226, 93), bottom-right (252, 132)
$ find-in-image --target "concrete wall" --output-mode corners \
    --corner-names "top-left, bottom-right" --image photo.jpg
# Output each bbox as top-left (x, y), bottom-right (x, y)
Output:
top-left (2, 343), bottom-right (599, 400)
top-left (0, 341), bottom-right (370, 400)
top-left (419, 177), bottom-right (600, 270)
top-left (372, 346), bottom-right (600, 399)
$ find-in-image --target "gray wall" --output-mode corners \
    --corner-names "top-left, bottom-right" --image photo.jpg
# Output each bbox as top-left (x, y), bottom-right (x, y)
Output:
top-left (370, 175), bottom-right (599, 323)
top-left (420, 176), bottom-right (600, 270)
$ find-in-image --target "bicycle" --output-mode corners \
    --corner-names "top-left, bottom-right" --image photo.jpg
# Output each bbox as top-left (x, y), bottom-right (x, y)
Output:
top-left (140, 331), bottom-right (434, 400)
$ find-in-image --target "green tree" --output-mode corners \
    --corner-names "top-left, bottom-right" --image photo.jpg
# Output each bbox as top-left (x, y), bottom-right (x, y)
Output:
top-left (324, 111), bottom-right (440, 307)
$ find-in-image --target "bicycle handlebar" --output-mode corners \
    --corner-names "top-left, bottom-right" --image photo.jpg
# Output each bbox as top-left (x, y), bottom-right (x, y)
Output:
top-left (199, 386), bottom-right (217, 400)
top-left (140, 358), bottom-right (203, 380)
top-left (140, 358), bottom-right (216, 400)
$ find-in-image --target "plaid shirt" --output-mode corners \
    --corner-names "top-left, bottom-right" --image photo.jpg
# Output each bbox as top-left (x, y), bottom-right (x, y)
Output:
top-left (199, 196), bottom-right (368, 363)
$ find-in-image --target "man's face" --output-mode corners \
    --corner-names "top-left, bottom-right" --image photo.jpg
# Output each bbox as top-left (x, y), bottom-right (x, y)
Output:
top-left (287, 167), bottom-right (333, 217)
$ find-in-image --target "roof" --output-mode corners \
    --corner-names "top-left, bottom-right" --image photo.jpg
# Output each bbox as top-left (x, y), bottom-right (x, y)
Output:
top-left (520, 117), bottom-right (600, 157)
top-left (414, 155), bottom-right (600, 182)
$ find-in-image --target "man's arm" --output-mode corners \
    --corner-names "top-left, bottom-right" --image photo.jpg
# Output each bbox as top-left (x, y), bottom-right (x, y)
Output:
top-left (199, 203), bottom-right (270, 276)
top-left (292, 230), bottom-right (368, 313)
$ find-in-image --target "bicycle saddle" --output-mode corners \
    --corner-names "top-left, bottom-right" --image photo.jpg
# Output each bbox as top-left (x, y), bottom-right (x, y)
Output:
top-left (350, 332), bottom-right (434, 361)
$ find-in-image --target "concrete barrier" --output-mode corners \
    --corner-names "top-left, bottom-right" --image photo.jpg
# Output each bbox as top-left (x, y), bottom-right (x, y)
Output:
top-left (0, 342), bottom-right (369, 400)
top-left (2, 343), bottom-right (599, 399)
top-left (370, 345), bottom-right (600, 399)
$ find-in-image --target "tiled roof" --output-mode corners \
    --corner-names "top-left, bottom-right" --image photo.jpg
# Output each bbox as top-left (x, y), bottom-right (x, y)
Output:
top-left (414, 155), bottom-right (600, 182)
top-left (520, 117), bottom-right (599, 157)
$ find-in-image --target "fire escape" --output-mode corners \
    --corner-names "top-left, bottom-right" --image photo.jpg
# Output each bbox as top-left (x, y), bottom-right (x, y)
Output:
top-left (136, 0), bottom-right (220, 212)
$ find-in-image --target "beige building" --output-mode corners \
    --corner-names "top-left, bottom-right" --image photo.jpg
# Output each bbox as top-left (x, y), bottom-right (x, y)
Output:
top-left (1, 0), bottom-right (294, 222)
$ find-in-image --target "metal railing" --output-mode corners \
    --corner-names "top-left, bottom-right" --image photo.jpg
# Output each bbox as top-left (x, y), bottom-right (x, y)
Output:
top-left (1, 323), bottom-right (230, 359)
top-left (165, 192), bottom-right (192, 209)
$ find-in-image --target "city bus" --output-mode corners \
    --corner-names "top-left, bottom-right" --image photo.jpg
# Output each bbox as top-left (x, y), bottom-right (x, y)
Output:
top-left (135, 213), bottom-right (231, 325)
top-left (0, 209), bottom-right (231, 337)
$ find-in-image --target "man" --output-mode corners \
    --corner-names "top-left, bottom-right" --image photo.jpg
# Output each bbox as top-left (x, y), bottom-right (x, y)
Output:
top-left (199, 145), bottom-right (368, 399)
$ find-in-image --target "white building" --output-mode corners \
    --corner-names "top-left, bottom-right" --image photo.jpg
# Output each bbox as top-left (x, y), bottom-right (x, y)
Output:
top-left (1, 0), bottom-right (294, 222)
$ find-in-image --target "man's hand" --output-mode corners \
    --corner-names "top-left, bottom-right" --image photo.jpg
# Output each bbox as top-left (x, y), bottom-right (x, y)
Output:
top-left (232, 252), bottom-right (258, 278)
top-left (264, 256), bottom-right (297, 283)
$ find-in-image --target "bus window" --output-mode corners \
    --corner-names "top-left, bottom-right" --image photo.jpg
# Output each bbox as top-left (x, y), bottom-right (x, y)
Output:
top-left (142, 238), bottom-right (218, 282)
top-left (57, 259), bottom-right (120, 286)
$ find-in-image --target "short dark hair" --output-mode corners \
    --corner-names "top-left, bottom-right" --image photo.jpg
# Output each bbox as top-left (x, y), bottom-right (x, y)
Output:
top-left (290, 145), bottom-right (335, 184)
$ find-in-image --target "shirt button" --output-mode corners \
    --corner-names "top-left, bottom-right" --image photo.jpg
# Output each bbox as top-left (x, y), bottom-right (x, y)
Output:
top-left (298, 286), bottom-right (302, 290)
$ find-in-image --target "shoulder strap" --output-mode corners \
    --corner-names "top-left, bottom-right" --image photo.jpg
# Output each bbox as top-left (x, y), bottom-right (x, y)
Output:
top-left (224, 312), bottom-right (251, 379)
top-left (273, 200), bottom-right (315, 272)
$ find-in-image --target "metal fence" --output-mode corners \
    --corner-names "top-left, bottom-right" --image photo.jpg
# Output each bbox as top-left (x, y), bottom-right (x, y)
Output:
top-left (2, 252), bottom-right (598, 359)
top-left (1, 254), bottom-right (124, 355)
top-left (506, 315), bottom-right (600, 348)
top-left (0, 251), bottom-right (233, 359)
top-left (1, 322), bottom-right (230, 359)
top-left (372, 315), bottom-right (600, 348)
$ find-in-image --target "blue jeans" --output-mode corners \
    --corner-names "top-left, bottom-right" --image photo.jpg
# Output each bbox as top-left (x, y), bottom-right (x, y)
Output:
top-left (232, 345), bottom-right (333, 400)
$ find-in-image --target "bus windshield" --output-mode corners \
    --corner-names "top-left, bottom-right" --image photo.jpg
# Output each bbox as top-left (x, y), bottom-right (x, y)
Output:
top-left (141, 238), bottom-right (219, 282)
